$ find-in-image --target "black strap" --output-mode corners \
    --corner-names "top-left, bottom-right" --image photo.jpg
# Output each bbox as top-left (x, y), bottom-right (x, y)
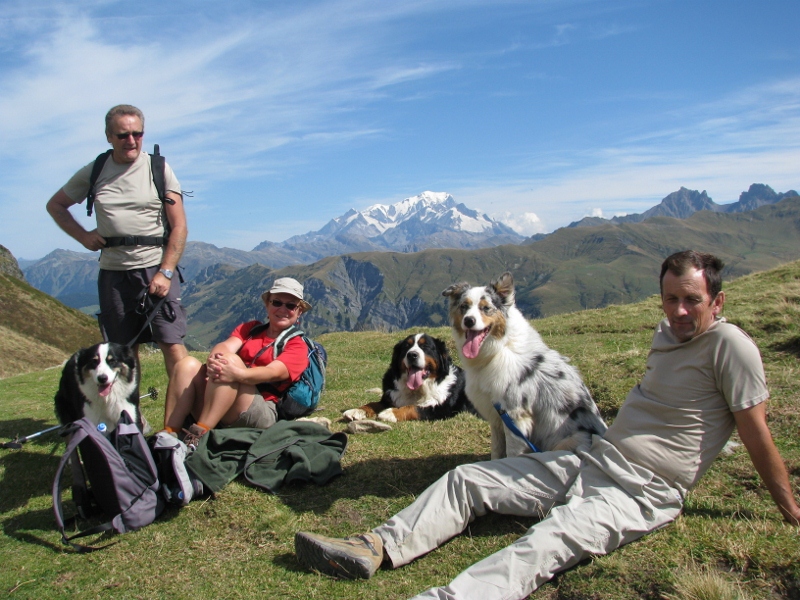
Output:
top-left (126, 289), bottom-right (169, 348)
top-left (53, 427), bottom-right (118, 552)
top-left (86, 150), bottom-right (112, 217)
top-left (86, 144), bottom-right (173, 227)
top-left (243, 323), bottom-right (274, 368)
top-left (62, 522), bottom-right (118, 553)
top-left (104, 236), bottom-right (168, 248)
top-left (248, 341), bottom-right (275, 368)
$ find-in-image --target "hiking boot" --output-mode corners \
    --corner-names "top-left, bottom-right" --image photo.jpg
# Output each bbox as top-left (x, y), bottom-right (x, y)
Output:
top-left (295, 531), bottom-right (384, 579)
top-left (181, 424), bottom-right (208, 452)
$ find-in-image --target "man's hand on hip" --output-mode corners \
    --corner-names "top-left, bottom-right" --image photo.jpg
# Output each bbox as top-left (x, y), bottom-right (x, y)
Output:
top-left (80, 229), bottom-right (106, 252)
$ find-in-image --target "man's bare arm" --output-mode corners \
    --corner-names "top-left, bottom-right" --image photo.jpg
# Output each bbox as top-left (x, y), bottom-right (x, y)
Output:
top-left (45, 189), bottom-right (106, 251)
top-left (735, 402), bottom-right (800, 525)
top-left (149, 191), bottom-right (187, 297)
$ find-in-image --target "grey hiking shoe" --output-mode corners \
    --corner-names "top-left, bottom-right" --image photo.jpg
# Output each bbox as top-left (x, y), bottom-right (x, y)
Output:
top-left (295, 531), bottom-right (384, 579)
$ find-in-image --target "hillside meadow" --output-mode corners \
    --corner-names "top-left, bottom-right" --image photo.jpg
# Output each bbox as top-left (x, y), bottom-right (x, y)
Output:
top-left (0, 260), bottom-right (798, 599)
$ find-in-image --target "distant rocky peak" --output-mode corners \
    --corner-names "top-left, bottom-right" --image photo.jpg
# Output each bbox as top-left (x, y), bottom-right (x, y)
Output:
top-left (646, 187), bottom-right (716, 218)
top-left (730, 183), bottom-right (799, 213)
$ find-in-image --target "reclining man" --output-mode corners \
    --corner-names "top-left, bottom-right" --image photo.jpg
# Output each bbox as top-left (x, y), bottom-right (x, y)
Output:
top-left (295, 250), bottom-right (800, 599)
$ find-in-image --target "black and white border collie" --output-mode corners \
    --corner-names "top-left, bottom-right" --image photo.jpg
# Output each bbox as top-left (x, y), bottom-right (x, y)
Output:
top-left (442, 272), bottom-right (606, 459)
top-left (342, 333), bottom-right (470, 423)
top-left (54, 343), bottom-right (141, 432)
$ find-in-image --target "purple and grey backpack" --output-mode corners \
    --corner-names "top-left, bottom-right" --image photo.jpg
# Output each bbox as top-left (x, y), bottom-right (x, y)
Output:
top-left (52, 411), bottom-right (164, 551)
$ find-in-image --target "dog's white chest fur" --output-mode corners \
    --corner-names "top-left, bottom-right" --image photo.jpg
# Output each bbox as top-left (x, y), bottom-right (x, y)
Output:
top-left (77, 344), bottom-right (138, 430)
top-left (444, 273), bottom-right (607, 459)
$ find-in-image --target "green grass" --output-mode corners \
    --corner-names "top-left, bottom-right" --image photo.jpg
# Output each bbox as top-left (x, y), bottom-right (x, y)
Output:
top-left (1, 262), bottom-right (799, 599)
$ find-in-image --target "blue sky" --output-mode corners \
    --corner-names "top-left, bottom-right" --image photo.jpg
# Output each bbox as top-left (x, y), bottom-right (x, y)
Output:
top-left (2, 0), bottom-right (799, 261)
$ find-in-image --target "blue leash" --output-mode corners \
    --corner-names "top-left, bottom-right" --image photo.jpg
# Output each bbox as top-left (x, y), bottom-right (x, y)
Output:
top-left (493, 403), bottom-right (541, 453)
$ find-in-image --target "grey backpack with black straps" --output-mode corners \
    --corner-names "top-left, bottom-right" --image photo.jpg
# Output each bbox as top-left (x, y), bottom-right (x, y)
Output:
top-left (52, 411), bottom-right (163, 551)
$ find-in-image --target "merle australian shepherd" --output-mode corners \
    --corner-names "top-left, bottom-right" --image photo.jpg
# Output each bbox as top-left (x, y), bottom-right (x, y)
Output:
top-left (442, 272), bottom-right (606, 459)
top-left (342, 333), bottom-right (471, 423)
top-left (54, 343), bottom-right (141, 432)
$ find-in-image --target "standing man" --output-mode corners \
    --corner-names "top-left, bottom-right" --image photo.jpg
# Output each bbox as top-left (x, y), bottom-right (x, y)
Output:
top-left (46, 105), bottom-right (188, 376)
top-left (295, 250), bottom-right (800, 599)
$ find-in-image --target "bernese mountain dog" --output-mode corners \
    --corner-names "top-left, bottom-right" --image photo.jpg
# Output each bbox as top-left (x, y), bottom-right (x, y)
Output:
top-left (342, 333), bottom-right (471, 423)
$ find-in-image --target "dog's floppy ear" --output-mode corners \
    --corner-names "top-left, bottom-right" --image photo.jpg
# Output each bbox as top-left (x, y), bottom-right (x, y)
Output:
top-left (491, 272), bottom-right (515, 306)
top-left (442, 282), bottom-right (470, 301)
top-left (432, 336), bottom-right (452, 371)
top-left (390, 336), bottom-right (413, 379)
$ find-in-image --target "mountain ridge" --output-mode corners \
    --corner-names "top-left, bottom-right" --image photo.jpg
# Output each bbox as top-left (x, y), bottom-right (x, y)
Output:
top-left (181, 195), bottom-right (800, 346)
top-left (18, 184), bottom-right (796, 339)
top-left (567, 183), bottom-right (798, 228)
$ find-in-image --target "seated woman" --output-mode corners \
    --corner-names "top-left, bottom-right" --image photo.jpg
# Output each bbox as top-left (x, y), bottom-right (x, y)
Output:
top-left (162, 277), bottom-right (312, 449)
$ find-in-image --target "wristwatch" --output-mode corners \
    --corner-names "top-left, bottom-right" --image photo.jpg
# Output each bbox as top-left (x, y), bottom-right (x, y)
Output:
top-left (159, 268), bottom-right (174, 280)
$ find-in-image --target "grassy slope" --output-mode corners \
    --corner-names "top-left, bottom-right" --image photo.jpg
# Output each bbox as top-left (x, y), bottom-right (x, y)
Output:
top-left (0, 262), bottom-right (798, 599)
top-left (0, 274), bottom-right (102, 379)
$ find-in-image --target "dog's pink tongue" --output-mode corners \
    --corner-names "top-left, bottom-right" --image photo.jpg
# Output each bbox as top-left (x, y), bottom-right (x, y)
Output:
top-left (462, 329), bottom-right (486, 359)
top-left (407, 368), bottom-right (425, 390)
top-left (98, 383), bottom-right (113, 397)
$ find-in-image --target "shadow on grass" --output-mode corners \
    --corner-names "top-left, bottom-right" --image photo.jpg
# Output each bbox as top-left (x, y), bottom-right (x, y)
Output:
top-left (772, 336), bottom-right (800, 358)
top-left (2, 507), bottom-right (71, 552)
top-left (0, 445), bottom-right (63, 512)
top-left (277, 452), bottom-right (489, 514)
top-left (2, 484), bottom-right (184, 554)
top-left (681, 505), bottom-right (759, 520)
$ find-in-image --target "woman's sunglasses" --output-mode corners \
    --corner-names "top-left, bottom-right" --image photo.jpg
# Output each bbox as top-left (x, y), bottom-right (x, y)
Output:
top-left (269, 299), bottom-right (299, 311)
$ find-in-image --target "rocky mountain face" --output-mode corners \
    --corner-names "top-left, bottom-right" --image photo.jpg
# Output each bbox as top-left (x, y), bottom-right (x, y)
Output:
top-left (23, 249), bottom-right (103, 309)
top-left (0, 245), bottom-right (24, 279)
top-left (567, 184), bottom-right (798, 229)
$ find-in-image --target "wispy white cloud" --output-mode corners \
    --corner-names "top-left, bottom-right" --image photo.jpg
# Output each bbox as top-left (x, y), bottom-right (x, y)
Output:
top-left (454, 77), bottom-right (800, 231)
top-left (2, 0), bottom-right (799, 261)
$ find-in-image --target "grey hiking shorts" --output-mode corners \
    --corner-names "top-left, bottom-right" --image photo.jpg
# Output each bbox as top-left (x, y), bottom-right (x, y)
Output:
top-left (98, 266), bottom-right (187, 346)
top-left (229, 398), bottom-right (278, 429)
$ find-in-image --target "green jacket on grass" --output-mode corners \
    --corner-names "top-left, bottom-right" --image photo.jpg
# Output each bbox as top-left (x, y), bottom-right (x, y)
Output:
top-left (185, 420), bottom-right (348, 493)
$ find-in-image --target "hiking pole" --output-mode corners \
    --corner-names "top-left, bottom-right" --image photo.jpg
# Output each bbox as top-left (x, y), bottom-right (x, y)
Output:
top-left (1, 424), bottom-right (63, 450)
top-left (1, 388), bottom-right (158, 450)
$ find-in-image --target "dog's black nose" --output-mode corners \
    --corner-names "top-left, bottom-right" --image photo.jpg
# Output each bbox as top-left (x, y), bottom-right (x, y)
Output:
top-left (464, 316), bottom-right (475, 328)
top-left (97, 374), bottom-right (108, 384)
top-left (407, 351), bottom-right (418, 362)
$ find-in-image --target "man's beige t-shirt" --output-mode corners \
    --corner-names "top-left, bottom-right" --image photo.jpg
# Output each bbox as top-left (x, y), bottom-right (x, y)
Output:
top-left (62, 152), bottom-right (181, 270)
top-left (605, 318), bottom-right (768, 495)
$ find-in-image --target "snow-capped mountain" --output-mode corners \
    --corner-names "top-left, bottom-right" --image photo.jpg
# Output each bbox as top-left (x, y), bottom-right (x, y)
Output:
top-left (277, 191), bottom-right (523, 251)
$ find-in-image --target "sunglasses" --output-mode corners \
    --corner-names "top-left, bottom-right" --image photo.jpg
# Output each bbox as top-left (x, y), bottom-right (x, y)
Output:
top-left (269, 299), bottom-right (299, 311)
top-left (114, 131), bottom-right (144, 140)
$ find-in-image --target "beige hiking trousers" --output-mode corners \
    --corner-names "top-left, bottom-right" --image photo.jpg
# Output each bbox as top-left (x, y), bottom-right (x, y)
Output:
top-left (373, 436), bottom-right (683, 600)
